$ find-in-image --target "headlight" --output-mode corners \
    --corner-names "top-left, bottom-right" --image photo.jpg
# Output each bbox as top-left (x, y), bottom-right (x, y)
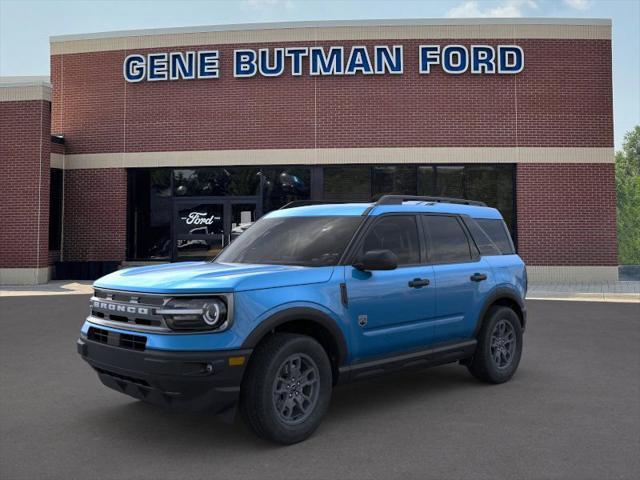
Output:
top-left (158, 297), bottom-right (229, 331)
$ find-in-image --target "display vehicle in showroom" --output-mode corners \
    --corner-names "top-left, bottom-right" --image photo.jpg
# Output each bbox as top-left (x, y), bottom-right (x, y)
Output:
top-left (77, 195), bottom-right (527, 444)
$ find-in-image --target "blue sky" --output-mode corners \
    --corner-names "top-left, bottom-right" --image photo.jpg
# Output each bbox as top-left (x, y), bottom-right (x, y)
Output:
top-left (1, 0), bottom-right (638, 149)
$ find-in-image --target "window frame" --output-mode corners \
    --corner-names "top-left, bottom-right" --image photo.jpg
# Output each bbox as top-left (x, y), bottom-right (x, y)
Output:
top-left (344, 213), bottom-right (424, 268)
top-left (420, 213), bottom-right (480, 266)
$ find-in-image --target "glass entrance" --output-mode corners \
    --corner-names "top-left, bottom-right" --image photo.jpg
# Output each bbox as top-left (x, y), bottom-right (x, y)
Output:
top-left (172, 197), bottom-right (260, 261)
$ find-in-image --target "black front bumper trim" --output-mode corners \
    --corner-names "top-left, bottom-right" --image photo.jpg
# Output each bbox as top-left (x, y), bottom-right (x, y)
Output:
top-left (77, 335), bottom-right (252, 412)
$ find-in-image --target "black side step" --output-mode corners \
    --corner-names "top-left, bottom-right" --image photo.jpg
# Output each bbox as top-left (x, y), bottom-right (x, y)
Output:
top-left (337, 339), bottom-right (477, 384)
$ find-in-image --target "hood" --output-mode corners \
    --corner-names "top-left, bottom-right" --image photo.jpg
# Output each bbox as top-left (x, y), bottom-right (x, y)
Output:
top-left (93, 261), bottom-right (335, 294)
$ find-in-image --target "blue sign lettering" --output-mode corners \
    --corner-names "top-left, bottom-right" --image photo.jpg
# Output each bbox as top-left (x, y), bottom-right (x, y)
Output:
top-left (234, 49), bottom-right (257, 77)
top-left (498, 46), bottom-right (524, 74)
top-left (375, 46), bottom-right (403, 74)
top-left (285, 47), bottom-right (308, 76)
top-left (310, 47), bottom-right (344, 75)
top-left (170, 52), bottom-right (196, 80)
top-left (442, 45), bottom-right (468, 74)
top-left (198, 51), bottom-right (219, 79)
top-left (346, 46), bottom-right (373, 75)
top-left (258, 48), bottom-right (285, 77)
top-left (123, 44), bottom-right (524, 82)
top-left (419, 45), bottom-right (440, 74)
top-left (123, 54), bottom-right (146, 82)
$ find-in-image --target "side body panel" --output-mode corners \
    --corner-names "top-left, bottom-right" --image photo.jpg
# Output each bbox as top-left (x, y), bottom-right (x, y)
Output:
top-left (344, 264), bottom-right (437, 362)
top-left (430, 257), bottom-right (495, 343)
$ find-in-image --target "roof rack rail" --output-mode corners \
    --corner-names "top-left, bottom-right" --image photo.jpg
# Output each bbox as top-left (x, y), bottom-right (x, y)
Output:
top-left (374, 195), bottom-right (487, 207)
top-left (278, 200), bottom-right (347, 210)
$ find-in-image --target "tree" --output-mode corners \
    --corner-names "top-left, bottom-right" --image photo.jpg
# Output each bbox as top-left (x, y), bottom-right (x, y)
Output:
top-left (615, 126), bottom-right (640, 264)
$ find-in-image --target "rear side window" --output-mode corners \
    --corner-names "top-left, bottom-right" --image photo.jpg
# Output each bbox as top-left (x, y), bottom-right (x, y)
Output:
top-left (422, 215), bottom-right (472, 263)
top-left (360, 215), bottom-right (420, 265)
top-left (476, 218), bottom-right (515, 254)
top-left (464, 218), bottom-right (502, 256)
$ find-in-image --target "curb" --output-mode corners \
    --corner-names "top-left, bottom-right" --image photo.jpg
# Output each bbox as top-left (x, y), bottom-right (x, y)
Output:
top-left (527, 294), bottom-right (640, 303)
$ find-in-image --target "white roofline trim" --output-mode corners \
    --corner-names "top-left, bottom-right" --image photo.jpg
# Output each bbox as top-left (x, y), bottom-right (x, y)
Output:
top-left (0, 76), bottom-right (51, 88)
top-left (58, 147), bottom-right (614, 170)
top-left (50, 17), bottom-right (611, 43)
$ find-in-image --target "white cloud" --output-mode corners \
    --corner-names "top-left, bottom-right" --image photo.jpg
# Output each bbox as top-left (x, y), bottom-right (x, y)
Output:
top-left (563, 0), bottom-right (591, 10)
top-left (446, 0), bottom-right (538, 18)
top-left (242, 0), bottom-right (294, 10)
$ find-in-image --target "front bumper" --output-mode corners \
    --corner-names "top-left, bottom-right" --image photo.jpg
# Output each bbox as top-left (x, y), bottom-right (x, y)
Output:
top-left (77, 335), bottom-right (252, 413)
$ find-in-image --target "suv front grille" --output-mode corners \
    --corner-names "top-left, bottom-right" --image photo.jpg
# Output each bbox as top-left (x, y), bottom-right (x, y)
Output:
top-left (88, 326), bottom-right (147, 351)
top-left (89, 289), bottom-right (169, 332)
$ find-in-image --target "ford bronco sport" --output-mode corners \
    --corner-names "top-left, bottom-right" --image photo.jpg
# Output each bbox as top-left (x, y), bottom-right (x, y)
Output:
top-left (77, 195), bottom-right (526, 444)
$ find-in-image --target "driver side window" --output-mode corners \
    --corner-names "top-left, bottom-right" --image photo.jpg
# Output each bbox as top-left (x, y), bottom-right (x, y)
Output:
top-left (360, 215), bottom-right (420, 266)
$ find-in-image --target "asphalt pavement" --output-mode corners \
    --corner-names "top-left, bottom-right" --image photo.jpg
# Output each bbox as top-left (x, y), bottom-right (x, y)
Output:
top-left (1, 295), bottom-right (638, 480)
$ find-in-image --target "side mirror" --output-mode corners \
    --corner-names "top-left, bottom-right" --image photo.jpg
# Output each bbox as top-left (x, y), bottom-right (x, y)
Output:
top-left (353, 249), bottom-right (398, 271)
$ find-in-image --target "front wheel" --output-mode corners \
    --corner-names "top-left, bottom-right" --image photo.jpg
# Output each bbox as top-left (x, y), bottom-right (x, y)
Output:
top-left (467, 306), bottom-right (523, 384)
top-left (239, 333), bottom-right (332, 444)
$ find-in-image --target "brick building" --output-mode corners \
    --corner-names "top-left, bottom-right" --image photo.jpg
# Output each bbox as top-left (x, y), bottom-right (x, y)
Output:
top-left (0, 18), bottom-right (616, 284)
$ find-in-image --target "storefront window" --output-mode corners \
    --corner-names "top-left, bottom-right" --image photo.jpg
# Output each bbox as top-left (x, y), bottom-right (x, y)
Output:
top-left (465, 165), bottom-right (514, 231)
top-left (435, 166), bottom-right (464, 197)
top-left (173, 167), bottom-right (261, 197)
top-left (261, 167), bottom-right (310, 211)
top-left (417, 166), bottom-right (436, 195)
top-left (128, 169), bottom-right (172, 260)
top-left (48, 168), bottom-right (63, 251)
top-left (372, 166), bottom-right (416, 197)
top-left (127, 164), bottom-right (514, 261)
top-left (323, 166), bottom-right (371, 201)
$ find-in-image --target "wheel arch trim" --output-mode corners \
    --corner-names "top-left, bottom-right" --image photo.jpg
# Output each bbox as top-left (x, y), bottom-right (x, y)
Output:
top-left (240, 307), bottom-right (349, 366)
top-left (473, 285), bottom-right (527, 336)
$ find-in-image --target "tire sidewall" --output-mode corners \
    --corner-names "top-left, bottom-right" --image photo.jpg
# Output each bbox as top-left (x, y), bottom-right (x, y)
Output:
top-left (479, 307), bottom-right (523, 383)
top-left (257, 336), bottom-right (332, 444)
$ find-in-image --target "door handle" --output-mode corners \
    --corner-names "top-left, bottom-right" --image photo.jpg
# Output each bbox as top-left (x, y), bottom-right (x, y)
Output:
top-left (408, 278), bottom-right (430, 288)
top-left (470, 273), bottom-right (487, 282)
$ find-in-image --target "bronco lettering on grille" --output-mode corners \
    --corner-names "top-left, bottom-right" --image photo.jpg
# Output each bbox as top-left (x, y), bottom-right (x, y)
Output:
top-left (92, 300), bottom-right (149, 315)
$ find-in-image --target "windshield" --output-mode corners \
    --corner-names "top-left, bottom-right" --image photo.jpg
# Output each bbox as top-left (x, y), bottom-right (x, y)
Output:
top-left (215, 216), bottom-right (362, 267)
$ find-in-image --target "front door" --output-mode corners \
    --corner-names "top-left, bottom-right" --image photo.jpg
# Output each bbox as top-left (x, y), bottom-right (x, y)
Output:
top-left (344, 214), bottom-right (437, 362)
top-left (172, 197), bottom-right (261, 261)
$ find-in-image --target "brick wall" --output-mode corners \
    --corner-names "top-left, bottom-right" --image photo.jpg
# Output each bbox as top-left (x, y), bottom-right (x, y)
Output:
top-left (51, 141), bottom-right (65, 154)
top-left (47, 34), bottom-right (615, 269)
top-left (62, 168), bottom-right (127, 261)
top-left (516, 163), bottom-right (617, 266)
top-left (51, 39), bottom-right (613, 154)
top-left (0, 100), bottom-right (51, 269)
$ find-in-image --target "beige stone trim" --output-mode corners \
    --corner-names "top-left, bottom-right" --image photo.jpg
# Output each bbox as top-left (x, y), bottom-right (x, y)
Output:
top-left (51, 19), bottom-right (611, 55)
top-left (62, 147), bottom-right (614, 170)
top-left (0, 84), bottom-right (52, 102)
top-left (526, 266), bottom-right (618, 283)
top-left (50, 153), bottom-right (65, 169)
top-left (0, 267), bottom-right (51, 286)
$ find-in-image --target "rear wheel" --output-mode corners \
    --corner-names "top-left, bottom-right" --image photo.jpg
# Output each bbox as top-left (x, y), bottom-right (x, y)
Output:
top-left (240, 333), bottom-right (332, 444)
top-left (467, 306), bottom-right (523, 384)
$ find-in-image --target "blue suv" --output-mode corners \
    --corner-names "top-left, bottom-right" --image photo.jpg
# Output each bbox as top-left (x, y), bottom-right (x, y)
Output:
top-left (77, 195), bottom-right (527, 444)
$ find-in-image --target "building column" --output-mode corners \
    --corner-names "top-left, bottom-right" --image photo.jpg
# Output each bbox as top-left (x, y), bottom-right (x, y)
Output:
top-left (0, 79), bottom-right (52, 285)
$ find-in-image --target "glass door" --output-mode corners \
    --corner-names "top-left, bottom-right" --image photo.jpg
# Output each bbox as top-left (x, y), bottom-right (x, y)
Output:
top-left (229, 201), bottom-right (258, 244)
top-left (173, 201), bottom-right (225, 260)
top-left (172, 197), bottom-right (262, 261)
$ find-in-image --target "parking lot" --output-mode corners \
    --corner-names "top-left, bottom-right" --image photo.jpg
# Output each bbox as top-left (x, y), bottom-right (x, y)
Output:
top-left (1, 295), bottom-right (638, 480)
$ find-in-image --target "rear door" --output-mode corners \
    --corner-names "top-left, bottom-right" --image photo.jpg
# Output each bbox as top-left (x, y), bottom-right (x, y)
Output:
top-left (421, 215), bottom-right (494, 343)
top-left (345, 214), bottom-right (436, 362)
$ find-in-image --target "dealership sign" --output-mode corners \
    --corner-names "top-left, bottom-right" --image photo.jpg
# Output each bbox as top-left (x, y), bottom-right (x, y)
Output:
top-left (123, 44), bottom-right (523, 82)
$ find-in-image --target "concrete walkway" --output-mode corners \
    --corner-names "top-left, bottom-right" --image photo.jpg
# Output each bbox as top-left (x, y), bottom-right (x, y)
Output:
top-left (527, 281), bottom-right (640, 303)
top-left (0, 281), bottom-right (93, 297)
top-left (1, 280), bottom-right (639, 303)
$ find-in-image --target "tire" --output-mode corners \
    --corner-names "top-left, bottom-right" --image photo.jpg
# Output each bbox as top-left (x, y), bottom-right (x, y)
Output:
top-left (239, 333), bottom-right (332, 444)
top-left (467, 306), bottom-right (523, 384)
